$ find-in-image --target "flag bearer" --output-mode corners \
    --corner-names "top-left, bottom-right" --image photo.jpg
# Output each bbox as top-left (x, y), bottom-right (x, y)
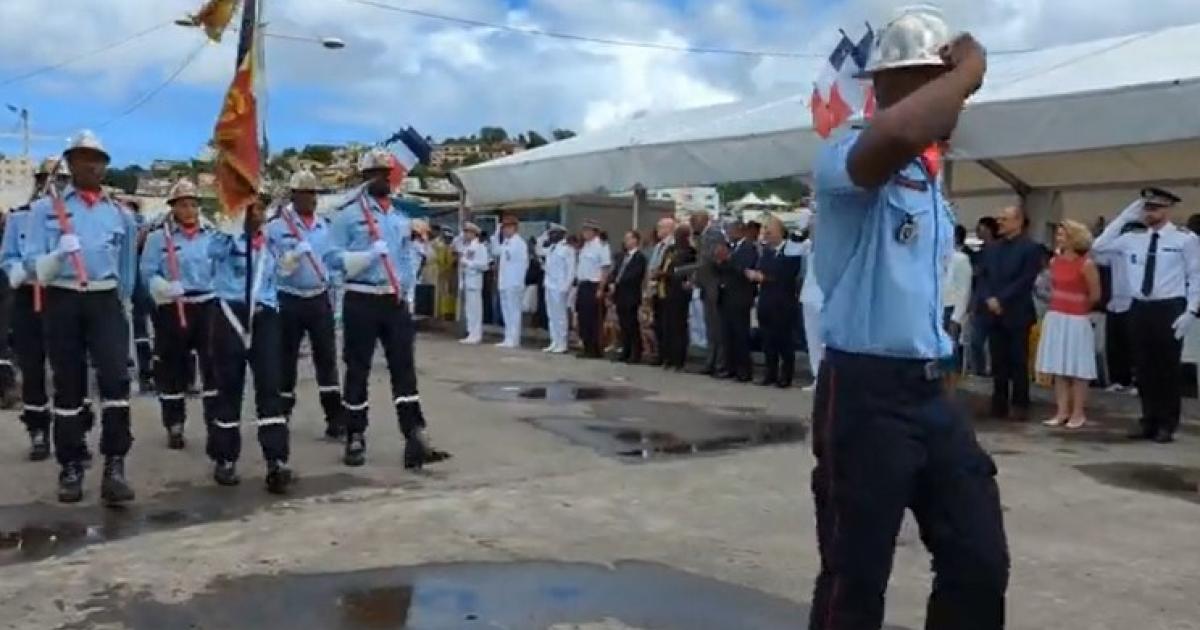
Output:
top-left (2, 158), bottom-right (67, 460)
top-left (207, 199), bottom-right (293, 493)
top-left (26, 131), bottom-right (138, 505)
top-left (458, 221), bottom-right (489, 344)
top-left (140, 179), bottom-right (218, 450)
top-left (266, 170), bottom-right (344, 440)
top-left (326, 148), bottom-right (446, 469)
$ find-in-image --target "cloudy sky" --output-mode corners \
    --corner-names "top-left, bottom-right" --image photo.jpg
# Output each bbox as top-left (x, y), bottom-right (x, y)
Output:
top-left (0, 0), bottom-right (1196, 164)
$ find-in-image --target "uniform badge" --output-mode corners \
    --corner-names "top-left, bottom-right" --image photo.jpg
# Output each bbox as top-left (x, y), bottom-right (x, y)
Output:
top-left (896, 214), bottom-right (918, 244)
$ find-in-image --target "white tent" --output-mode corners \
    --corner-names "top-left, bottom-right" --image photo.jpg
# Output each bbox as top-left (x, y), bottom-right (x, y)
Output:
top-left (456, 22), bottom-right (1200, 208)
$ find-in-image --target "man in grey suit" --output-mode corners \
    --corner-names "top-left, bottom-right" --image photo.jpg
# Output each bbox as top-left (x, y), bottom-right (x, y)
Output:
top-left (690, 211), bottom-right (728, 376)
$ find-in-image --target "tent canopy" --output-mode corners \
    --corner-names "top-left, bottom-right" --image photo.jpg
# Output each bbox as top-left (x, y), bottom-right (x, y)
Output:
top-left (456, 22), bottom-right (1200, 206)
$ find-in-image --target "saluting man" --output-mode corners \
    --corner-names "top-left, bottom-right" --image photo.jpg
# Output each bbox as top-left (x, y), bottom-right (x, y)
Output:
top-left (458, 221), bottom-right (490, 345)
top-left (808, 10), bottom-right (1008, 628)
top-left (541, 224), bottom-right (574, 354)
top-left (207, 199), bottom-right (293, 493)
top-left (494, 215), bottom-right (529, 348)
top-left (1093, 187), bottom-right (1200, 444)
top-left (325, 148), bottom-right (445, 469)
top-left (26, 131), bottom-right (138, 505)
top-left (141, 180), bottom-right (218, 451)
top-left (1, 158), bottom-right (70, 461)
top-left (267, 170), bottom-right (344, 441)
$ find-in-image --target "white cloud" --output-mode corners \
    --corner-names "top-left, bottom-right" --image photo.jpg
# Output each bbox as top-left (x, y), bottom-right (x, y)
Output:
top-left (0, 0), bottom-right (1197, 148)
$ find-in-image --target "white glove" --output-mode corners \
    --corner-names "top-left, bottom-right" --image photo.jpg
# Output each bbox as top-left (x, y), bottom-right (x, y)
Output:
top-left (1172, 311), bottom-right (1197, 341)
top-left (57, 234), bottom-right (81, 256)
top-left (293, 241), bottom-right (313, 256)
top-left (371, 240), bottom-right (389, 257)
top-left (166, 281), bottom-right (185, 299)
top-left (7, 264), bottom-right (26, 288)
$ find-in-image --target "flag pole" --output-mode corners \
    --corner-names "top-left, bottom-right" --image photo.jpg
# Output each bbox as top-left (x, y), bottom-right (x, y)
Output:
top-left (237, 0), bottom-right (259, 315)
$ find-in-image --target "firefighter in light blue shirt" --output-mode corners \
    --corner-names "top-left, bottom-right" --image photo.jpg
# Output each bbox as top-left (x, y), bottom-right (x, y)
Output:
top-left (24, 131), bottom-right (138, 506)
top-left (806, 9), bottom-right (1008, 629)
top-left (266, 170), bottom-right (344, 441)
top-left (324, 147), bottom-right (446, 470)
top-left (140, 179), bottom-right (218, 451)
top-left (206, 197), bottom-right (292, 494)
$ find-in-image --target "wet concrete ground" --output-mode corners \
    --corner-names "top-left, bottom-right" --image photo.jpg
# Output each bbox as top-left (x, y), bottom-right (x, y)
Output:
top-left (0, 333), bottom-right (1196, 629)
top-left (62, 561), bottom-right (835, 630)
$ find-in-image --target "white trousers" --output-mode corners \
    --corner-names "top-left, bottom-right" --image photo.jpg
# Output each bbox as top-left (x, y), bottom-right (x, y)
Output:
top-left (803, 301), bottom-right (824, 378)
top-left (464, 288), bottom-right (483, 341)
top-left (499, 287), bottom-right (524, 346)
top-left (545, 287), bottom-right (570, 349)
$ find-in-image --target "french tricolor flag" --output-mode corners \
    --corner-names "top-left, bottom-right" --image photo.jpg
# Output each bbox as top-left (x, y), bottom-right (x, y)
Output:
top-left (810, 27), bottom-right (875, 138)
top-left (386, 126), bottom-right (433, 187)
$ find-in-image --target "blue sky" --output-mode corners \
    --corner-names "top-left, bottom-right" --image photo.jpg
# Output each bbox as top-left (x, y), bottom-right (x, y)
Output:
top-left (0, 0), bottom-right (1194, 165)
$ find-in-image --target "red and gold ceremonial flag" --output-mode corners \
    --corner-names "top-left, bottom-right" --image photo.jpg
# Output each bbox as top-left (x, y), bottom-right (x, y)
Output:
top-left (212, 30), bottom-right (259, 220)
top-left (190, 0), bottom-right (240, 43)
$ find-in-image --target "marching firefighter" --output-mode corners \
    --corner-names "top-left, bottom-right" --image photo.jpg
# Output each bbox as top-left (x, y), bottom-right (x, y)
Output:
top-left (325, 148), bottom-right (447, 469)
top-left (1, 158), bottom-right (69, 460)
top-left (458, 221), bottom-right (489, 345)
top-left (266, 170), bottom-right (344, 440)
top-left (127, 198), bottom-right (157, 394)
top-left (140, 179), bottom-right (218, 450)
top-left (207, 198), bottom-right (293, 493)
top-left (26, 131), bottom-right (138, 505)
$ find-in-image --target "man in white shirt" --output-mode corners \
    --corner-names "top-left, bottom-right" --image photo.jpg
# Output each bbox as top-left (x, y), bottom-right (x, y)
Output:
top-left (458, 222), bottom-right (489, 344)
top-left (943, 225), bottom-right (974, 390)
top-left (494, 215), bottom-right (529, 348)
top-left (541, 224), bottom-right (574, 353)
top-left (575, 219), bottom-right (612, 358)
top-left (1102, 221), bottom-right (1145, 392)
top-left (1093, 187), bottom-right (1200, 443)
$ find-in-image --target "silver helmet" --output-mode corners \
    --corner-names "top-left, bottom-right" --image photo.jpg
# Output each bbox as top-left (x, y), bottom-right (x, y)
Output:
top-left (861, 5), bottom-right (951, 76)
top-left (288, 169), bottom-right (320, 192)
top-left (63, 129), bottom-right (111, 162)
top-left (167, 179), bottom-right (199, 205)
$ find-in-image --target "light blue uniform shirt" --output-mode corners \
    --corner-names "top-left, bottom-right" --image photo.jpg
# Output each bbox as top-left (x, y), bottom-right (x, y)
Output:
top-left (324, 196), bottom-right (415, 292)
top-left (1, 206), bottom-right (35, 284)
top-left (208, 232), bottom-right (278, 309)
top-left (140, 225), bottom-right (215, 294)
top-left (266, 208), bottom-right (332, 296)
top-left (25, 186), bottom-right (138, 301)
top-left (813, 128), bottom-right (953, 360)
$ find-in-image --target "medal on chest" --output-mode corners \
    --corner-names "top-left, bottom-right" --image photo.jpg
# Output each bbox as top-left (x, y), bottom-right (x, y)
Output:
top-left (896, 213), bottom-right (918, 244)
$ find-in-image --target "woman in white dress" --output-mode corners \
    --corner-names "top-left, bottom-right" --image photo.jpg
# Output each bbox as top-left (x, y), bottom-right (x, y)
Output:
top-left (1035, 221), bottom-right (1102, 429)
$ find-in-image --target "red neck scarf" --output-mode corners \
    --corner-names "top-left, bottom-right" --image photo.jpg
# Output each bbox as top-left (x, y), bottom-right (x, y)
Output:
top-left (250, 231), bottom-right (265, 251)
top-left (373, 195), bottom-right (391, 212)
top-left (180, 224), bottom-right (200, 239)
top-left (299, 213), bottom-right (316, 229)
top-left (919, 144), bottom-right (944, 178)
top-left (77, 189), bottom-right (102, 207)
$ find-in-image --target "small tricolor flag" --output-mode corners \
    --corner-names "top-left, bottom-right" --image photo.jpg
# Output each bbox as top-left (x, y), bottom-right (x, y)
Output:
top-left (810, 27), bottom-right (875, 138)
top-left (384, 126), bottom-right (433, 187)
top-left (189, 0), bottom-right (240, 43)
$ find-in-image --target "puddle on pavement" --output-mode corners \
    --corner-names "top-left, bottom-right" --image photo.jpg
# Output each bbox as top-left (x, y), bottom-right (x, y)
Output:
top-left (1076, 463), bottom-right (1200, 505)
top-left (525, 400), bottom-right (805, 462)
top-left (62, 560), bottom-right (839, 630)
top-left (0, 474), bottom-right (377, 566)
top-left (461, 381), bottom-right (647, 404)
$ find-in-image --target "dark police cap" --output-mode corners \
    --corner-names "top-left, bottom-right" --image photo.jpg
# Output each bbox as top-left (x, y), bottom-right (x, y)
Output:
top-left (1141, 187), bottom-right (1182, 208)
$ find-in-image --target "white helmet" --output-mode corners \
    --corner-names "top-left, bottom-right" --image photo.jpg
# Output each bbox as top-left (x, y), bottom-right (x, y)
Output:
top-left (167, 179), bottom-right (199, 205)
top-left (288, 170), bottom-right (319, 192)
top-left (36, 157), bottom-right (69, 177)
top-left (357, 147), bottom-right (393, 172)
top-left (861, 5), bottom-right (951, 76)
top-left (64, 129), bottom-right (111, 162)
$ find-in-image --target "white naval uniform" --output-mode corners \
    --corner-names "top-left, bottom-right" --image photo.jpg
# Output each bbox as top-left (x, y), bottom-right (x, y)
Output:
top-left (459, 238), bottom-right (490, 343)
top-left (496, 235), bottom-right (529, 347)
top-left (798, 239), bottom-right (824, 378)
top-left (543, 241), bottom-right (576, 351)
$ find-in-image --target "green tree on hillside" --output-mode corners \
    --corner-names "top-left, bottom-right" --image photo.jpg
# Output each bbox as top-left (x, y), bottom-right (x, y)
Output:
top-left (551, 129), bottom-right (576, 141)
top-left (526, 131), bottom-right (549, 148)
top-left (479, 127), bottom-right (509, 144)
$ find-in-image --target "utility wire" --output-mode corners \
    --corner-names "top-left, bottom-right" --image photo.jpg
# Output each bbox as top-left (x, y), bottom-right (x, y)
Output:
top-left (0, 21), bottom-right (172, 87)
top-left (98, 40), bottom-right (210, 129)
top-left (344, 0), bottom-right (1041, 58)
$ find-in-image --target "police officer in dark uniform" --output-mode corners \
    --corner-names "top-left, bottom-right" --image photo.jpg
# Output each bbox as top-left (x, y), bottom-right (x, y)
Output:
top-left (27, 131), bottom-right (138, 505)
top-left (808, 9), bottom-right (1007, 629)
top-left (266, 170), bottom-right (344, 440)
top-left (748, 216), bottom-right (803, 388)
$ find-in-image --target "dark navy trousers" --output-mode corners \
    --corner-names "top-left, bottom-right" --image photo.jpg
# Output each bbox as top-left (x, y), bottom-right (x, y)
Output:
top-left (810, 349), bottom-right (1009, 630)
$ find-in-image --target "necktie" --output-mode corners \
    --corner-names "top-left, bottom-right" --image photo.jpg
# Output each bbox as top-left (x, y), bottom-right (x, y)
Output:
top-left (1141, 232), bottom-right (1159, 297)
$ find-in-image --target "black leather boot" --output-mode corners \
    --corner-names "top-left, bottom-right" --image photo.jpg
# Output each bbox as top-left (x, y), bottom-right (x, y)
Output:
top-left (28, 430), bottom-right (50, 462)
top-left (57, 463), bottom-right (84, 503)
top-left (213, 461), bottom-right (240, 486)
top-left (100, 457), bottom-right (135, 506)
top-left (265, 460), bottom-right (294, 495)
top-left (343, 433), bottom-right (366, 467)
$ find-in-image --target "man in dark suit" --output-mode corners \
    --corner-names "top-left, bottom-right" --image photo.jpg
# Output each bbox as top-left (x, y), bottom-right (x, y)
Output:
top-left (690, 211), bottom-right (728, 375)
top-left (976, 205), bottom-right (1044, 420)
top-left (749, 217), bottom-right (804, 387)
top-left (611, 230), bottom-right (648, 363)
top-left (718, 221), bottom-right (761, 382)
